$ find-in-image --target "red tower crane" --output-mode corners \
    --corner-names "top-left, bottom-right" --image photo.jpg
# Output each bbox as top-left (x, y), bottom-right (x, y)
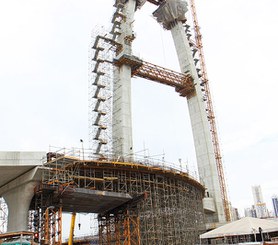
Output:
top-left (188, 0), bottom-right (231, 222)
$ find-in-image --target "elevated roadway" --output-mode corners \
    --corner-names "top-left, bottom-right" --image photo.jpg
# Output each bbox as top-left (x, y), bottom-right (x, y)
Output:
top-left (0, 151), bottom-right (132, 232)
top-left (0, 151), bottom-right (45, 232)
top-left (0, 151), bottom-right (45, 190)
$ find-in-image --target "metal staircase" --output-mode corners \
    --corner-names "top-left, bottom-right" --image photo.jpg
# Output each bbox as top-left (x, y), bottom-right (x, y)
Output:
top-left (89, 3), bottom-right (126, 156)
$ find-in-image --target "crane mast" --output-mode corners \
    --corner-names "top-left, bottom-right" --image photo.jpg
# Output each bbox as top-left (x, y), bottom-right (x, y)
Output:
top-left (189, 0), bottom-right (231, 222)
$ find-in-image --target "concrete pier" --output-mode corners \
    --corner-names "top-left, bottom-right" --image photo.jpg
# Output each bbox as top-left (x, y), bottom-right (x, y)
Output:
top-left (0, 151), bottom-right (45, 232)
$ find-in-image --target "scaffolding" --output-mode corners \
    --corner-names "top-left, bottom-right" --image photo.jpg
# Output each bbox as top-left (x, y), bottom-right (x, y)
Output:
top-left (31, 185), bottom-right (63, 245)
top-left (146, 0), bottom-right (231, 223)
top-left (114, 54), bottom-right (195, 97)
top-left (0, 231), bottom-right (35, 244)
top-left (89, 29), bottom-right (116, 156)
top-left (34, 149), bottom-right (205, 245)
top-left (89, 2), bottom-right (127, 157)
top-left (0, 198), bottom-right (7, 234)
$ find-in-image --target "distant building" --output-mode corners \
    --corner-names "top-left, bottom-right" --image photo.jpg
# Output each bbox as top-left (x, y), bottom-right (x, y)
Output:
top-left (230, 207), bottom-right (240, 221)
top-left (252, 185), bottom-right (268, 218)
top-left (272, 195), bottom-right (278, 217)
top-left (229, 202), bottom-right (240, 221)
top-left (244, 205), bottom-right (257, 218)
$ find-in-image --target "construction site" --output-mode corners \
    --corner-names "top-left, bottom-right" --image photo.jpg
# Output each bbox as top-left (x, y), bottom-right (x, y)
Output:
top-left (0, 0), bottom-right (232, 244)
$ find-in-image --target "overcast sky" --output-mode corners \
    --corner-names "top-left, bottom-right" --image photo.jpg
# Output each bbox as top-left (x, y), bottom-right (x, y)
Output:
top-left (0, 0), bottom-right (277, 235)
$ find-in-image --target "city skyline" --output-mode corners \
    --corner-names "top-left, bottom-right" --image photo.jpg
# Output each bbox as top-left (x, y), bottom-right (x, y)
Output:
top-left (272, 195), bottom-right (278, 217)
top-left (243, 185), bottom-right (278, 218)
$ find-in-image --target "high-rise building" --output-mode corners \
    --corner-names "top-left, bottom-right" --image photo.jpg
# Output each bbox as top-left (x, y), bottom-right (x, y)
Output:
top-left (230, 207), bottom-right (240, 221)
top-left (252, 185), bottom-right (268, 218)
top-left (272, 195), bottom-right (278, 217)
top-left (244, 205), bottom-right (257, 218)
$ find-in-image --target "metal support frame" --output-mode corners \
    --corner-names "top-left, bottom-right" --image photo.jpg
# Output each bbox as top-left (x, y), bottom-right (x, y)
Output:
top-left (0, 198), bottom-right (7, 234)
top-left (32, 185), bottom-right (62, 245)
top-left (0, 231), bottom-right (35, 244)
top-left (89, 3), bottom-right (126, 156)
top-left (89, 32), bottom-right (115, 156)
top-left (41, 154), bottom-right (205, 245)
top-left (114, 54), bottom-right (195, 97)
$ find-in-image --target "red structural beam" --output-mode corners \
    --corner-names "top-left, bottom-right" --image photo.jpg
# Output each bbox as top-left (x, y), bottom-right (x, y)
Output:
top-left (114, 55), bottom-right (195, 97)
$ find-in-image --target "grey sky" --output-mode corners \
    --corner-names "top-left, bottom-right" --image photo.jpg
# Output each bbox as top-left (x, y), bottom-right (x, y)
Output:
top-left (0, 0), bottom-right (277, 234)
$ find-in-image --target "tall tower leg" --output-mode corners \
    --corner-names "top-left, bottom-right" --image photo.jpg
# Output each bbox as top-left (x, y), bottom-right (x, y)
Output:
top-left (171, 22), bottom-right (226, 224)
top-left (153, 2), bottom-right (226, 226)
top-left (112, 0), bottom-right (137, 159)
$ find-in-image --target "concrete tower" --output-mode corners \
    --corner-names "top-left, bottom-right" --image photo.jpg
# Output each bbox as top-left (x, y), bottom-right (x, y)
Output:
top-left (112, 0), bottom-right (137, 159)
top-left (252, 185), bottom-right (268, 218)
top-left (272, 195), bottom-right (278, 217)
top-left (152, 0), bottom-right (226, 226)
top-left (110, 0), bottom-right (227, 227)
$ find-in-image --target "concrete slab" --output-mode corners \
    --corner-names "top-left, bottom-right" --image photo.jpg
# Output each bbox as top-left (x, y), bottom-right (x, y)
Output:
top-left (51, 188), bottom-right (132, 213)
top-left (0, 166), bottom-right (37, 189)
top-left (0, 151), bottom-right (45, 188)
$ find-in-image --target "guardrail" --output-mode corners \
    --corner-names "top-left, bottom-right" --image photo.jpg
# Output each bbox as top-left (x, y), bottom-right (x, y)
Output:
top-left (43, 146), bottom-right (203, 185)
